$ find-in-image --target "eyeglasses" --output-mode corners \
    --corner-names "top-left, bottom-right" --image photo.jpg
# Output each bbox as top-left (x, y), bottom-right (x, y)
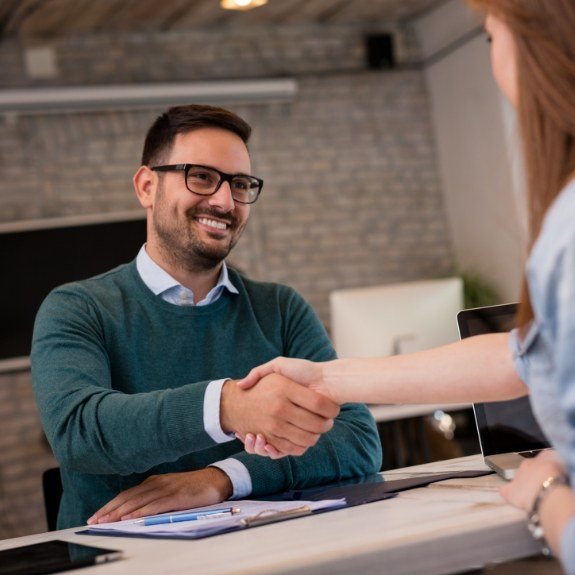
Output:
top-left (151, 164), bottom-right (263, 205)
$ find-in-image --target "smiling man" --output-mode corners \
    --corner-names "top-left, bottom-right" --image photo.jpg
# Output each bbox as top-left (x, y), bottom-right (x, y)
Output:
top-left (31, 104), bottom-right (382, 529)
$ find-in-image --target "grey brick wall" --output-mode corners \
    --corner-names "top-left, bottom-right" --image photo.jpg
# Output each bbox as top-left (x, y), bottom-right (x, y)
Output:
top-left (0, 370), bottom-right (57, 538)
top-left (0, 22), bottom-right (453, 538)
top-left (0, 70), bottom-right (452, 321)
top-left (0, 24), bottom-right (419, 87)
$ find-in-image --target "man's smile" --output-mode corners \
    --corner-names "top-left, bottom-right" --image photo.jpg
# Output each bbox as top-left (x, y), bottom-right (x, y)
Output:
top-left (196, 217), bottom-right (229, 231)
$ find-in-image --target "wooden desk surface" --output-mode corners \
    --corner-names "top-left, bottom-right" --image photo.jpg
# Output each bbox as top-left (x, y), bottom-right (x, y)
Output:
top-left (0, 456), bottom-right (542, 575)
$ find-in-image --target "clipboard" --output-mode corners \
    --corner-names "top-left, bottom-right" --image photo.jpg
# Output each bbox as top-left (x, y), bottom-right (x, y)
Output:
top-left (80, 498), bottom-right (355, 540)
top-left (80, 469), bottom-right (491, 540)
top-left (279, 469), bottom-right (493, 507)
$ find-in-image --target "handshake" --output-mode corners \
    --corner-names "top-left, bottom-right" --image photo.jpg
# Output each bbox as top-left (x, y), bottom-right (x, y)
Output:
top-left (222, 357), bottom-right (341, 460)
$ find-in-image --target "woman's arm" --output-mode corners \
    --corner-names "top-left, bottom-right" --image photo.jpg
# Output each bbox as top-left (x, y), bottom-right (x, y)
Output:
top-left (240, 333), bottom-right (527, 405)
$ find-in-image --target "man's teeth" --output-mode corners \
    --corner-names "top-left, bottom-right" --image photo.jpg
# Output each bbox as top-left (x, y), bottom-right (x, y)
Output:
top-left (198, 218), bottom-right (228, 230)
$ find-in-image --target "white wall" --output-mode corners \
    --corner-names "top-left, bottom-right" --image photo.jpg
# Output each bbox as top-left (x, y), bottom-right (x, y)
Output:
top-left (414, 0), bottom-right (525, 303)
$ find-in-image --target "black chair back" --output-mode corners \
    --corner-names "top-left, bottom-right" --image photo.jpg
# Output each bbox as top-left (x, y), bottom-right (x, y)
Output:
top-left (42, 467), bottom-right (63, 531)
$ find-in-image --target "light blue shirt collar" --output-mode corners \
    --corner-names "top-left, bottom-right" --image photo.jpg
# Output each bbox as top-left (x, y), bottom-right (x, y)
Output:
top-left (135, 245), bottom-right (238, 306)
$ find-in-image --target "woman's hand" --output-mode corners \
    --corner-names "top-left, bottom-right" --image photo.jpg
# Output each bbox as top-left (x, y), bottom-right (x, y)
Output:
top-left (500, 450), bottom-right (575, 562)
top-left (500, 450), bottom-right (566, 512)
top-left (237, 357), bottom-right (334, 400)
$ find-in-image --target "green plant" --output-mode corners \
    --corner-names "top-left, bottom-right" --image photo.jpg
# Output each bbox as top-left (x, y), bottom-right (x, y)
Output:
top-left (458, 271), bottom-right (501, 309)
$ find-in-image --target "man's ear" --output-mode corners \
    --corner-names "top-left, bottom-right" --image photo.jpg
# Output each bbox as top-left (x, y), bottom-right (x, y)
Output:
top-left (133, 166), bottom-right (156, 208)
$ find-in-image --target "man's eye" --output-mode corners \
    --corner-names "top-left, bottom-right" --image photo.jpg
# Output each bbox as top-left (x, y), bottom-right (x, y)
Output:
top-left (190, 171), bottom-right (210, 180)
top-left (232, 179), bottom-right (249, 190)
top-left (188, 171), bottom-right (217, 187)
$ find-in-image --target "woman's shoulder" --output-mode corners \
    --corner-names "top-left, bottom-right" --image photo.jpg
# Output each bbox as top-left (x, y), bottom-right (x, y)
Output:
top-left (536, 179), bottom-right (575, 256)
top-left (528, 179), bottom-right (575, 302)
top-left (544, 178), bottom-right (575, 232)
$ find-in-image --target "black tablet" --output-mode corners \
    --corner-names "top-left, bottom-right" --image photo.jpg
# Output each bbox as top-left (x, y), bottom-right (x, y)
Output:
top-left (0, 540), bottom-right (123, 575)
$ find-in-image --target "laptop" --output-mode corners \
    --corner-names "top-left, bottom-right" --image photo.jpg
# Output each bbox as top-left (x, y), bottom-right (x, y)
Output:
top-left (457, 303), bottom-right (550, 480)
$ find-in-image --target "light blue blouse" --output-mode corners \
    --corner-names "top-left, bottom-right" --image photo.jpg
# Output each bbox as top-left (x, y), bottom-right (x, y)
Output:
top-left (509, 178), bottom-right (575, 573)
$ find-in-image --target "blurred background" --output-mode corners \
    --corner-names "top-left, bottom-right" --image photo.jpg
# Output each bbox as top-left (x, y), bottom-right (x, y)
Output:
top-left (0, 0), bottom-right (524, 537)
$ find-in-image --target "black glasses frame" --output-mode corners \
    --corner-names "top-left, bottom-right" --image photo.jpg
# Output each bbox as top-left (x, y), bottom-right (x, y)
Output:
top-left (151, 163), bottom-right (263, 204)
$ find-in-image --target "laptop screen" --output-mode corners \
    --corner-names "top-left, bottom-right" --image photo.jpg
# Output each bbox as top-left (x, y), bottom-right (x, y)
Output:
top-left (457, 303), bottom-right (549, 456)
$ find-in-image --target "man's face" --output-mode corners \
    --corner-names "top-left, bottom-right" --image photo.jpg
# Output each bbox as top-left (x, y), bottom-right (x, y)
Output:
top-left (149, 128), bottom-right (251, 272)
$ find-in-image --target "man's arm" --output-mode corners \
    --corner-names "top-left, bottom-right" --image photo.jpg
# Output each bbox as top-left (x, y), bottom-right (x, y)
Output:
top-left (88, 373), bottom-right (341, 524)
top-left (31, 288), bottom-right (224, 475)
top-left (88, 386), bottom-right (379, 524)
top-left (234, 402), bottom-right (381, 495)
top-left (228, 287), bottom-right (382, 495)
top-left (31, 287), bottom-right (338, 477)
top-left (84, 284), bottom-right (380, 523)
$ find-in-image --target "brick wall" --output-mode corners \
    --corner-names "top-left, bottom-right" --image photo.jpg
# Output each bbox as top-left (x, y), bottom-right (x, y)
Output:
top-left (0, 24), bottom-right (419, 87)
top-left (0, 371), bottom-right (56, 538)
top-left (0, 22), bottom-right (453, 537)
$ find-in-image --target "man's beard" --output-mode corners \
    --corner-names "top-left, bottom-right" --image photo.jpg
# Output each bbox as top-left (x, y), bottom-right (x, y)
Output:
top-left (152, 188), bottom-right (245, 273)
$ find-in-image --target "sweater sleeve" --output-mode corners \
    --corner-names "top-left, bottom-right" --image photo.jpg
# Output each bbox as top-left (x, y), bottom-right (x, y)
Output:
top-left (31, 288), bottom-right (219, 476)
top-left (231, 288), bottom-right (383, 495)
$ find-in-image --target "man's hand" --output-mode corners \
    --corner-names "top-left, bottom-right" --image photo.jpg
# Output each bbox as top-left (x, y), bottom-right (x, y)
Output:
top-left (235, 432), bottom-right (286, 459)
top-left (221, 373), bottom-right (339, 457)
top-left (87, 467), bottom-right (233, 524)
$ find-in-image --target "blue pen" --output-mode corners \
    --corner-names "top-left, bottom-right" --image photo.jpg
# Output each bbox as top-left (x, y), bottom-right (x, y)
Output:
top-left (135, 506), bottom-right (240, 526)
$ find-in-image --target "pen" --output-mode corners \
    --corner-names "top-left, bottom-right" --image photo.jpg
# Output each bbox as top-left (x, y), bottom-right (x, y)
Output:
top-left (240, 506), bottom-right (311, 528)
top-left (135, 506), bottom-right (240, 526)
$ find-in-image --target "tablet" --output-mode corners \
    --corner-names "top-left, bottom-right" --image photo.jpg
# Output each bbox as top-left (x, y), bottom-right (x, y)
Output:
top-left (0, 539), bottom-right (123, 575)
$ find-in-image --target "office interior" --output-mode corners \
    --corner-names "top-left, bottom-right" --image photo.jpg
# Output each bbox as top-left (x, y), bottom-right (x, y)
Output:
top-left (0, 0), bottom-right (529, 554)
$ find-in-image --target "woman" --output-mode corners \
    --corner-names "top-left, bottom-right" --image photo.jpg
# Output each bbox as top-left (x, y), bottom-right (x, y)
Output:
top-left (238, 1), bottom-right (575, 570)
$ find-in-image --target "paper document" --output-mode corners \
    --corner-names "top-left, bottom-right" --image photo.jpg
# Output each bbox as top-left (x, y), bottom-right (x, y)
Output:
top-left (87, 499), bottom-right (345, 539)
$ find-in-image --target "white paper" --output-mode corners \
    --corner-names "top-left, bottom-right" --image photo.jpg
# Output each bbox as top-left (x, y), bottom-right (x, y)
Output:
top-left (87, 499), bottom-right (346, 538)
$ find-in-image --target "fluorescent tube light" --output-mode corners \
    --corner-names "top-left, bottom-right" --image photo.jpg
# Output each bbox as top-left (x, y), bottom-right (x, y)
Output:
top-left (0, 78), bottom-right (297, 114)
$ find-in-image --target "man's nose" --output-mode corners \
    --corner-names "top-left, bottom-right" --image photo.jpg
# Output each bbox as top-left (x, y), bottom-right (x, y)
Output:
top-left (208, 180), bottom-right (235, 211)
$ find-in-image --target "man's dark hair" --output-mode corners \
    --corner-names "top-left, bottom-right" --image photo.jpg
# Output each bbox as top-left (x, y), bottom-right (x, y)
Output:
top-left (141, 104), bottom-right (252, 166)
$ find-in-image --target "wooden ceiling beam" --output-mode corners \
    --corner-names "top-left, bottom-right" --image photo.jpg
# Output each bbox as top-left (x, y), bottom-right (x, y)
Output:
top-left (0, 0), bottom-right (441, 38)
top-left (169, 0), bottom-right (231, 29)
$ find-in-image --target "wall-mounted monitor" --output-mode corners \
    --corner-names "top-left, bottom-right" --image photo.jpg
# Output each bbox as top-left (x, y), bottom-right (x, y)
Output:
top-left (0, 211), bottom-right (146, 372)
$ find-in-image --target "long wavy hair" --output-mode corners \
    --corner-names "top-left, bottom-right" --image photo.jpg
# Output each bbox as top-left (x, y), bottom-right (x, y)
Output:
top-left (467, 0), bottom-right (575, 325)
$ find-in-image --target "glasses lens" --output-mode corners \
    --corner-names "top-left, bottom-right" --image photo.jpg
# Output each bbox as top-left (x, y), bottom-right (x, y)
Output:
top-left (186, 166), bottom-right (220, 195)
top-left (230, 176), bottom-right (261, 204)
top-left (185, 166), bottom-right (261, 203)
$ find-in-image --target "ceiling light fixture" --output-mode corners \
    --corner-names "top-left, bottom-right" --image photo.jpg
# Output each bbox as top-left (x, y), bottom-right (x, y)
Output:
top-left (220, 0), bottom-right (268, 11)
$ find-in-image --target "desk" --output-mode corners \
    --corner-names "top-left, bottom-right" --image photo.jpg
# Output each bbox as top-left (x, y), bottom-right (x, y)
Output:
top-left (0, 456), bottom-right (544, 575)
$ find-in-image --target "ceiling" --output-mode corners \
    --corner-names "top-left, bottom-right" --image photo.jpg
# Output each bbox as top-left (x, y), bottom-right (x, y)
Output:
top-left (0, 0), bottom-right (444, 39)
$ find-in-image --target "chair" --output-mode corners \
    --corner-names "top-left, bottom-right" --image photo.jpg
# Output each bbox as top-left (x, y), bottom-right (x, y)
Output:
top-left (42, 467), bottom-right (63, 531)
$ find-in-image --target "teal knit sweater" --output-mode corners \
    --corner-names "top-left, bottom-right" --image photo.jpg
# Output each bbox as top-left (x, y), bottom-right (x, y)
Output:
top-left (31, 261), bottom-right (382, 529)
